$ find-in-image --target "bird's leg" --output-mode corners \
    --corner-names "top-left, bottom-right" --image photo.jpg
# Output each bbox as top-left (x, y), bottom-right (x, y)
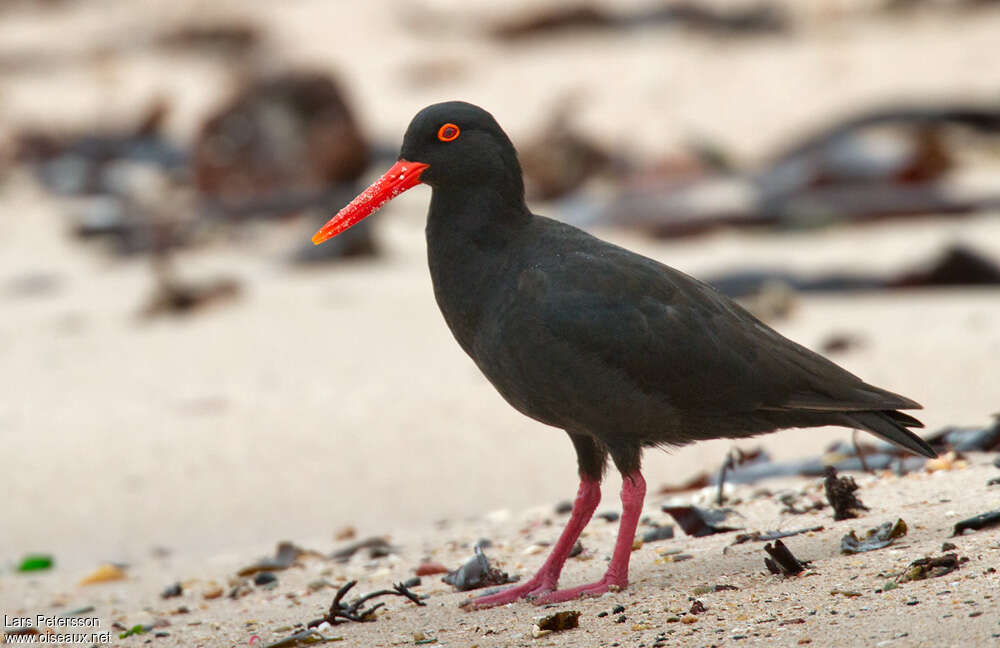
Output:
top-left (530, 471), bottom-right (646, 605)
top-left (465, 478), bottom-right (601, 609)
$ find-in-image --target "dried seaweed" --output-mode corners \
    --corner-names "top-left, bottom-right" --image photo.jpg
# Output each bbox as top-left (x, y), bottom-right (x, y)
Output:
top-left (731, 525), bottom-right (824, 545)
top-left (662, 505), bottom-right (741, 537)
top-left (536, 610), bottom-right (581, 632)
top-left (763, 540), bottom-right (809, 576)
top-left (306, 579), bottom-right (424, 627)
top-left (896, 553), bottom-right (964, 583)
top-left (824, 467), bottom-right (869, 520)
top-left (952, 510), bottom-right (1000, 536)
top-left (238, 541), bottom-right (318, 576)
top-left (330, 537), bottom-right (396, 563)
top-left (840, 519), bottom-right (908, 554)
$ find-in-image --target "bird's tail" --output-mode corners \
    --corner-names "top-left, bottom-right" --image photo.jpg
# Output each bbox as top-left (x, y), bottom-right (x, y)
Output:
top-left (838, 410), bottom-right (936, 458)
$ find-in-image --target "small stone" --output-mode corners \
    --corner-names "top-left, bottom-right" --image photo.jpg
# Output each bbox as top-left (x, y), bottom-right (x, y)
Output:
top-left (79, 564), bottom-right (127, 585)
top-left (681, 615), bottom-right (698, 624)
top-left (203, 584), bottom-right (224, 600)
top-left (254, 572), bottom-right (277, 586)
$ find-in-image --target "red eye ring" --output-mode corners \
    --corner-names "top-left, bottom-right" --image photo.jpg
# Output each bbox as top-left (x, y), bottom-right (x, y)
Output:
top-left (437, 123), bottom-right (460, 142)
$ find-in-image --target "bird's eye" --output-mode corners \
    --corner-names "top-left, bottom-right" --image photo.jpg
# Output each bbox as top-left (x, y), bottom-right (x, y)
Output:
top-left (437, 123), bottom-right (460, 142)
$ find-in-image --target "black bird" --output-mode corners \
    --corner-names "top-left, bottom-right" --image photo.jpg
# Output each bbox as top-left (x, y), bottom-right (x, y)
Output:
top-left (312, 101), bottom-right (935, 607)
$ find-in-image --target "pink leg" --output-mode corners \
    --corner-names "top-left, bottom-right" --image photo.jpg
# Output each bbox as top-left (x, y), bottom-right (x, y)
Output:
top-left (465, 478), bottom-right (601, 609)
top-left (531, 471), bottom-right (646, 604)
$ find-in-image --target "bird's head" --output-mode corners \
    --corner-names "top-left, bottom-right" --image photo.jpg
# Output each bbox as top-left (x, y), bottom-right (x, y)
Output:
top-left (313, 101), bottom-right (524, 245)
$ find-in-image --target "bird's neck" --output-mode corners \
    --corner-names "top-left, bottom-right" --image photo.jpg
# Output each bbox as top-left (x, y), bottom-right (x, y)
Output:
top-left (425, 185), bottom-right (531, 354)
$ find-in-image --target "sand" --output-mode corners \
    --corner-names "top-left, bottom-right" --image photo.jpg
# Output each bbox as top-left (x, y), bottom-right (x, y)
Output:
top-left (2, 1), bottom-right (1000, 646)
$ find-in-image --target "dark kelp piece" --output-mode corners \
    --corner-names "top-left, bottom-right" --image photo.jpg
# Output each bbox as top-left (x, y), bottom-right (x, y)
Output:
top-left (307, 579), bottom-right (424, 627)
top-left (330, 537), bottom-right (396, 563)
top-left (641, 525), bottom-right (675, 542)
top-left (840, 519), bottom-right (908, 554)
top-left (731, 525), bottom-right (824, 545)
top-left (536, 610), bottom-right (581, 632)
top-left (763, 540), bottom-right (809, 576)
top-left (952, 510), bottom-right (1000, 536)
top-left (824, 467), bottom-right (869, 520)
top-left (238, 541), bottom-right (319, 576)
top-left (897, 553), bottom-right (965, 583)
top-left (925, 416), bottom-right (1000, 453)
top-left (444, 545), bottom-right (517, 592)
top-left (662, 505), bottom-right (741, 537)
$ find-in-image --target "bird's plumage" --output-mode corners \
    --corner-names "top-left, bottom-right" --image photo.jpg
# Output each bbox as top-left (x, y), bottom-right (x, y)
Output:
top-left (313, 100), bottom-right (933, 607)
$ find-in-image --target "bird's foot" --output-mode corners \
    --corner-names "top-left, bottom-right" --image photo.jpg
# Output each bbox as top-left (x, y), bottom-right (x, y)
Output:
top-left (528, 576), bottom-right (626, 605)
top-left (461, 577), bottom-right (556, 609)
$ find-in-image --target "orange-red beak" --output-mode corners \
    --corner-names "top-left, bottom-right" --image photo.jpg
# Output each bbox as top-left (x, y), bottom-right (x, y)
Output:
top-left (312, 159), bottom-right (430, 245)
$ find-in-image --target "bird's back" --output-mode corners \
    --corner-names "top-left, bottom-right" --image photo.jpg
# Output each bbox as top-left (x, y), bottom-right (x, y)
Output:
top-left (456, 215), bottom-right (930, 457)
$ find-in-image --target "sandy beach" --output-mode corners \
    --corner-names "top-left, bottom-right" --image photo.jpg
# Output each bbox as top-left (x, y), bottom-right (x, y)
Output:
top-left (2, 1), bottom-right (1000, 646)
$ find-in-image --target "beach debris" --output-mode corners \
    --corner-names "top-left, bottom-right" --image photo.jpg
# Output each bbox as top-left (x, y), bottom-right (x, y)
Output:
top-left (778, 492), bottom-right (827, 515)
top-left (160, 582), bottom-right (183, 598)
top-left (139, 263), bottom-right (242, 319)
top-left (555, 500), bottom-right (574, 514)
top-left (708, 245), bottom-right (1000, 302)
top-left (689, 600), bottom-right (707, 615)
top-left (657, 472), bottom-right (710, 494)
top-left (824, 467), bottom-right (869, 520)
top-left (896, 553), bottom-right (964, 583)
top-left (924, 450), bottom-right (967, 473)
top-left (597, 511), bottom-right (620, 522)
top-left (731, 526), bottom-right (824, 545)
top-left (602, 102), bottom-right (1000, 240)
top-left (519, 99), bottom-right (617, 201)
top-left (490, 2), bottom-right (787, 41)
top-left (254, 572), bottom-right (278, 587)
top-left (17, 554), bottom-right (53, 572)
top-left (415, 562), bottom-right (449, 576)
top-left (195, 71), bottom-right (369, 204)
top-left (820, 332), bottom-right (865, 355)
top-left (193, 70), bottom-right (376, 263)
top-left (716, 446), bottom-right (770, 504)
top-left (952, 509), bottom-right (1000, 536)
top-left (925, 416), bottom-right (1000, 453)
top-left (334, 526), bottom-right (356, 541)
top-left (692, 583), bottom-right (739, 594)
top-left (662, 505), bottom-right (741, 537)
top-left (331, 536), bottom-right (396, 563)
top-left (79, 563), bottom-right (126, 585)
top-left (641, 525), bottom-right (675, 543)
top-left (569, 540), bottom-right (585, 558)
top-left (840, 519), bottom-right (908, 554)
top-left (532, 610), bottom-right (581, 638)
top-left (14, 98), bottom-right (186, 196)
top-left (764, 540), bottom-right (809, 576)
top-left (239, 541), bottom-right (321, 576)
top-left (203, 583), bottom-right (224, 599)
top-left (264, 629), bottom-right (340, 647)
top-left (155, 21), bottom-right (262, 57)
top-left (306, 579), bottom-right (424, 626)
top-left (443, 545), bottom-right (516, 591)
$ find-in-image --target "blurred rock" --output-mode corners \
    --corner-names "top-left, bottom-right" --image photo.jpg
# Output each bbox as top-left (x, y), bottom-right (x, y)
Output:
top-left (519, 101), bottom-right (617, 201)
top-left (194, 70), bottom-right (377, 262)
top-left (194, 71), bottom-right (369, 211)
